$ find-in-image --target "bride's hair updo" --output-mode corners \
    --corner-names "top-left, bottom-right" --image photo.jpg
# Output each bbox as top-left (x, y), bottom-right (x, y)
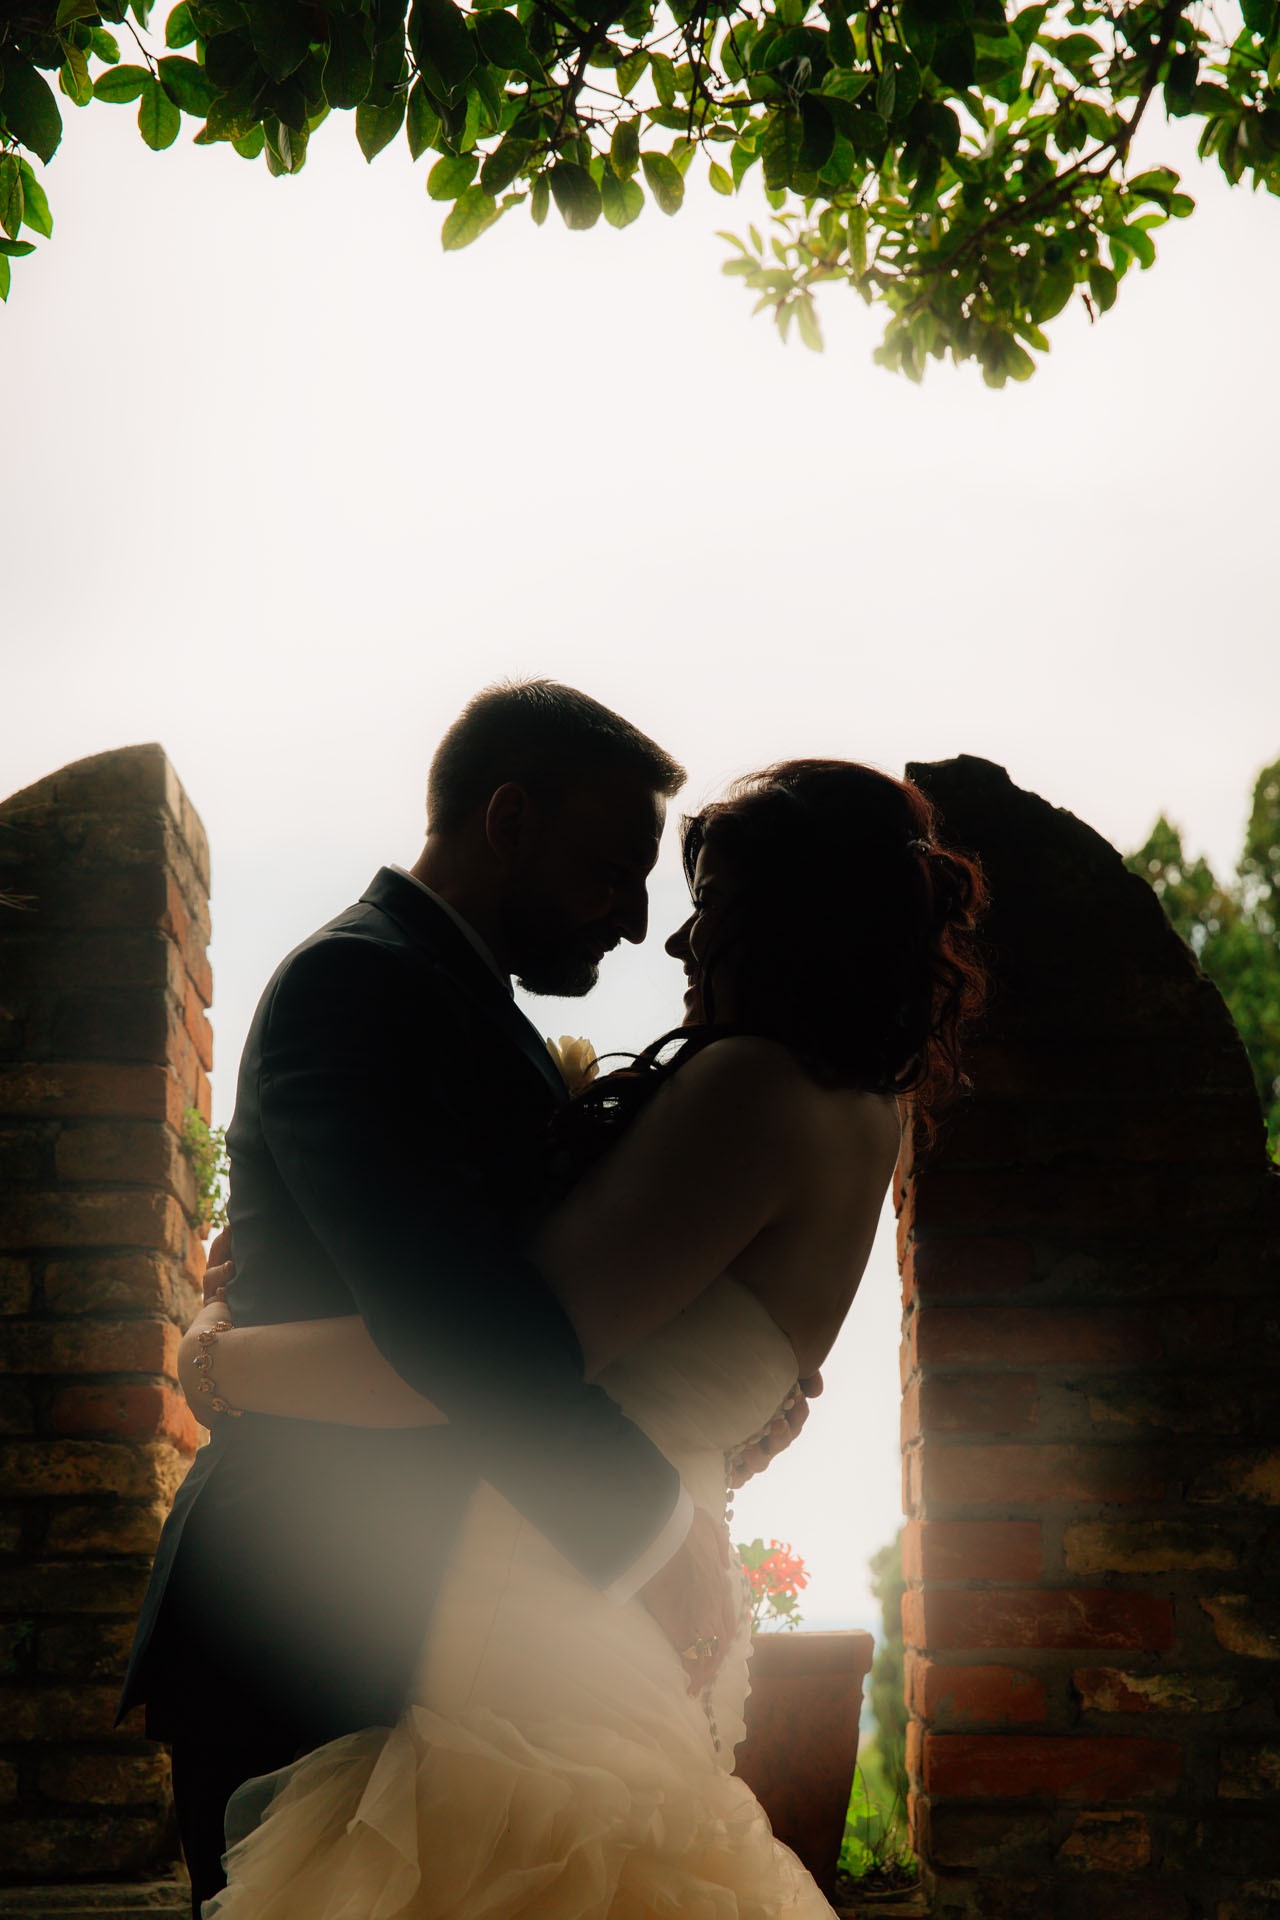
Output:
top-left (551, 759), bottom-right (988, 1177)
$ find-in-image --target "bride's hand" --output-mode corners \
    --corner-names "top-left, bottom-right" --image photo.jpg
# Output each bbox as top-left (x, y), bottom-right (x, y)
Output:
top-left (178, 1298), bottom-right (238, 1428)
top-left (203, 1224), bottom-right (235, 1305)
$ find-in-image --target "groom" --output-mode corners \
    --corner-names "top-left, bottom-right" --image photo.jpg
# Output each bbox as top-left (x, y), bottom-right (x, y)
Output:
top-left (122, 681), bottom-right (781, 1914)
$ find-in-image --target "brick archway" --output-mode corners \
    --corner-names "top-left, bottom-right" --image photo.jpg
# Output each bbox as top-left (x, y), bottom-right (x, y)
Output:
top-left (898, 756), bottom-right (1280, 1920)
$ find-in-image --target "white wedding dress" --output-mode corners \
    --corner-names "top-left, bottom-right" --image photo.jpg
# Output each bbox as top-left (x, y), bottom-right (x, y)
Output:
top-left (206, 1276), bottom-right (837, 1919)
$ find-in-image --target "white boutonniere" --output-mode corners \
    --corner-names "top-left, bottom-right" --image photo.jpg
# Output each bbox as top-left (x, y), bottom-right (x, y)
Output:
top-left (546, 1035), bottom-right (599, 1096)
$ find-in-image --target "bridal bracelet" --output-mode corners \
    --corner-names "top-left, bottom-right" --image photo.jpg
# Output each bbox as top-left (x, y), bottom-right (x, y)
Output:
top-left (191, 1321), bottom-right (243, 1418)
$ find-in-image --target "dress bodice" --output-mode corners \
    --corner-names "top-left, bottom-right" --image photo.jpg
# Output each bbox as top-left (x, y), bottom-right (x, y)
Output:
top-left (594, 1274), bottom-right (802, 1513)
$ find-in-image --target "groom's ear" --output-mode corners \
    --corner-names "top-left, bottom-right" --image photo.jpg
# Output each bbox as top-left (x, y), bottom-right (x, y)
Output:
top-left (484, 783), bottom-right (538, 867)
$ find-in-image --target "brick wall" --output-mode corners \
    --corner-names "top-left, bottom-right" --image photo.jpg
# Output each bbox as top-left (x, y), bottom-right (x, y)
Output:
top-left (899, 756), bottom-right (1280, 1920)
top-left (0, 746), bottom-right (210, 1882)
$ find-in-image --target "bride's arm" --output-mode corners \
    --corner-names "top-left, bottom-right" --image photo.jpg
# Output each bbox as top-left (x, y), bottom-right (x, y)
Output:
top-left (178, 1300), bottom-right (448, 1428)
top-left (178, 1037), bottom-right (829, 1429)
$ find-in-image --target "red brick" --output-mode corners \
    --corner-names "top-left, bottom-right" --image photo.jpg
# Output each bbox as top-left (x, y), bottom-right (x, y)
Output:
top-left (160, 872), bottom-right (212, 1000)
top-left (919, 1802), bottom-right (1054, 1869)
top-left (0, 1317), bottom-right (180, 1376)
top-left (1218, 1743), bottom-right (1280, 1797)
top-left (918, 1443), bottom-right (1164, 1510)
top-left (904, 1587), bottom-right (1174, 1653)
top-left (1064, 1520), bottom-right (1239, 1574)
top-left (44, 1250), bottom-right (197, 1321)
top-left (54, 1119), bottom-right (192, 1202)
top-left (52, 1383), bottom-right (197, 1451)
top-left (1057, 1810), bottom-right (1151, 1870)
top-left (916, 1167), bottom-right (1256, 1236)
top-left (0, 1255), bottom-right (33, 1313)
top-left (902, 1519), bottom-right (1043, 1585)
top-left (0, 1560), bottom-right (152, 1614)
top-left (183, 976), bottom-right (214, 1071)
top-left (904, 1374), bottom-right (1039, 1442)
top-left (902, 1237), bottom-right (1034, 1303)
top-left (1187, 1451), bottom-right (1280, 1506)
top-left (912, 1306), bottom-right (1147, 1369)
top-left (922, 1731), bottom-right (1182, 1800)
top-left (911, 1658), bottom-right (1047, 1726)
top-left (0, 1437), bottom-right (190, 1502)
top-left (0, 1188), bottom-right (187, 1255)
top-left (1198, 1595), bottom-right (1280, 1660)
top-left (0, 1061), bottom-right (179, 1124)
top-left (50, 989), bottom-right (174, 1065)
top-left (0, 1684), bottom-right (123, 1740)
top-left (0, 1813), bottom-right (168, 1878)
top-left (44, 1499), bottom-right (170, 1556)
top-left (962, 1037), bottom-right (1250, 1101)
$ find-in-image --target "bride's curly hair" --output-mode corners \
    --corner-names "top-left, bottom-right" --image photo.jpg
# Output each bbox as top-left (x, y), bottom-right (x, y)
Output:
top-left (551, 759), bottom-right (989, 1176)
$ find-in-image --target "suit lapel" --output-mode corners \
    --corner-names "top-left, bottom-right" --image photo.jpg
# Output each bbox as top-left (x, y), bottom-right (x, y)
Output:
top-left (361, 869), bottom-right (569, 1107)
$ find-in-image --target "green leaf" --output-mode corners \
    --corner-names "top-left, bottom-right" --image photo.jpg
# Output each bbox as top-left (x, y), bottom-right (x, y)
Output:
top-left (0, 236), bottom-right (37, 256)
top-left (230, 123), bottom-right (264, 155)
top-left (549, 160), bottom-right (601, 229)
top-left (475, 9), bottom-right (537, 76)
top-left (164, 2), bottom-right (197, 46)
top-left (355, 93), bottom-right (406, 160)
top-left (60, 48), bottom-right (95, 105)
top-left (1088, 261), bottom-right (1116, 310)
top-left (759, 107), bottom-right (801, 190)
top-left (89, 27), bottom-right (122, 61)
top-left (323, 12), bottom-right (373, 109)
top-left (600, 166), bottom-right (644, 225)
top-left (3, 62), bottom-right (65, 161)
top-left (876, 60), bottom-right (895, 119)
top-left (708, 159), bottom-right (733, 194)
top-left (441, 181), bottom-right (499, 247)
top-left (17, 160), bottom-right (53, 237)
top-left (0, 158), bottom-right (24, 243)
top-left (848, 203), bottom-right (867, 274)
top-left (93, 61), bottom-right (151, 101)
top-left (409, 0), bottom-right (476, 99)
top-left (138, 76), bottom-right (182, 147)
top-left (530, 171), bottom-right (549, 224)
top-left (795, 295), bottom-right (823, 351)
top-left (248, 0), bottom-right (312, 82)
top-left (610, 115), bottom-right (641, 179)
top-left (405, 81), bottom-right (440, 159)
top-left (799, 96), bottom-right (834, 171)
top-left (0, 256), bottom-right (9, 303)
top-left (427, 150), bottom-right (477, 198)
top-left (640, 148), bottom-right (684, 214)
top-left (158, 54), bottom-right (217, 113)
top-left (615, 46), bottom-right (647, 93)
top-left (479, 133), bottom-right (532, 193)
top-left (56, 0), bottom-right (100, 25)
top-left (649, 50), bottom-right (676, 105)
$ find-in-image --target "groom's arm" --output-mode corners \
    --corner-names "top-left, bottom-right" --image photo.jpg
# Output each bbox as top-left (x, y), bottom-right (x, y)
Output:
top-left (251, 933), bottom-right (691, 1593)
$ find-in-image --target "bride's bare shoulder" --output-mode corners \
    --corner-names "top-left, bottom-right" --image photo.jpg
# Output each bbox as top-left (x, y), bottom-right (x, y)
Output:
top-left (664, 1038), bottom-right (900, 1152)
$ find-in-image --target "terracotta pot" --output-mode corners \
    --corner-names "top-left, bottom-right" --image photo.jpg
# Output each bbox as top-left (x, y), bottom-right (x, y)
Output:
top-left (733, 1628), bottom-right (875, 1898)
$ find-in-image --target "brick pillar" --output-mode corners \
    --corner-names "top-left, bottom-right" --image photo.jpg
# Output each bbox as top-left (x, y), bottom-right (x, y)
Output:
top-left (0, 745), bottom-right (211, 1882)
top-left (897, 757), bottom-right (1280, 1920)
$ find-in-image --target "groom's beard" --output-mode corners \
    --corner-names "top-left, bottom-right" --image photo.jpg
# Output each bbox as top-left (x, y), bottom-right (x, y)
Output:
top-left (516, 950), bottom-right (599, 997)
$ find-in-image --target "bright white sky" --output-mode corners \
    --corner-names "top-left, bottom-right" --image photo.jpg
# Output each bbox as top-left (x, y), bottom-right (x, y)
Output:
top-left (4, 89), bottom-right (1278, 1628)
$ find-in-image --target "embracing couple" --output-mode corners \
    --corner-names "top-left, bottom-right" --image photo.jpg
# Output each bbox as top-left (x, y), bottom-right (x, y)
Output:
top-left (121, 680), bottom-right (986, 1919)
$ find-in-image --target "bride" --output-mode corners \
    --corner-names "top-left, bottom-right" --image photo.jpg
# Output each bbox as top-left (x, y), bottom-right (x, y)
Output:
top-left (178, 757), bottom-right (985, 1919)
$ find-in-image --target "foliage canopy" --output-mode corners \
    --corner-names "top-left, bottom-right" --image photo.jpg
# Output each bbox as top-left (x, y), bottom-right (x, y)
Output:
top-left (0, 0), bottom-right (1278, 379)
top-left (1127, 756), bottom-right (1280, 1160)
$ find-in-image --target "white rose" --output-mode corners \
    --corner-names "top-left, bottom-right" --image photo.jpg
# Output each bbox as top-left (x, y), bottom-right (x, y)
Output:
top-left (546, 1035), bottom-right (599, 1096)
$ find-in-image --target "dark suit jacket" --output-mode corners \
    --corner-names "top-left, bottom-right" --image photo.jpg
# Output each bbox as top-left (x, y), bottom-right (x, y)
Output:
top-left (121, 868), bottom-right (681, 1747)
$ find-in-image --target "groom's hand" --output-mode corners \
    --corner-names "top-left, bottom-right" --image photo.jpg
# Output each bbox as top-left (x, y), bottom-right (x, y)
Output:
top-left (639, 1508), bottom-right (737, 1696)
top-left (203, 1226), bottom-right (235, 1305)
top-left (727, 1369), bottom-right (823, 1490)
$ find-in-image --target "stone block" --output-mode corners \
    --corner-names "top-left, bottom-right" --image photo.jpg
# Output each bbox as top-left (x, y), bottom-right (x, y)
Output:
top-left (37, 1752), bottom-right (170, 1806)
top-left (0, 1438), bottom-right (189, 1503)
top-left (1064, 1519), bottom-right (1239, 1574)
top-left (1220, 1745), bottom-right (1280, 1798)
top-left (0, 1561), bottom-right (151, 1616)
top-left (904, 1587), bottom-right (1175, 1653)
top-left (1074, 1668), bottom-right (1243, 1714)
top-left (37, 1617), bottom-right (137, 1682)
top-left (0, 1685), bottom-right (124, 1740)
top-left (0, 1256), bottom-right (33, 1314)
top-left (1188, 1452), bottom-right (1280, 1506)
top-left (1056, 1809), bottom-right (1151, 1870)
top-left (44, 1500), bottom-right (170, 1557)
top-left (0, 1812), bottom-right (171, 1878)
top-left (922, 1732), bottom-right (1182, 1800)
top-left (1199, 1596), bottom-right (1280, 1660)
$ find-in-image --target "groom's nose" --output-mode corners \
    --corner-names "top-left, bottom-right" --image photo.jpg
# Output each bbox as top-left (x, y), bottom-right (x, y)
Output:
top-left (613, 876), bottom-right (649, 945)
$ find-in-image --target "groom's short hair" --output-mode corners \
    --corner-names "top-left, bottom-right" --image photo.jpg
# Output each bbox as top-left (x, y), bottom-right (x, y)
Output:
top-left (427, 681), bottom-right (685, 834)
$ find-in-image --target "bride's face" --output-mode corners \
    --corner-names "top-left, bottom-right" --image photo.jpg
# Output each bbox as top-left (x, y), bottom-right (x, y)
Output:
top-left (665, 844), bottom-right (737, 1025)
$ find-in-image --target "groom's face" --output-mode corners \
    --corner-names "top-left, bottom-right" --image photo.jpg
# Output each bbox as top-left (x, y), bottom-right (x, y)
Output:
top-left (500, 775), bottom-right (666, 997)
